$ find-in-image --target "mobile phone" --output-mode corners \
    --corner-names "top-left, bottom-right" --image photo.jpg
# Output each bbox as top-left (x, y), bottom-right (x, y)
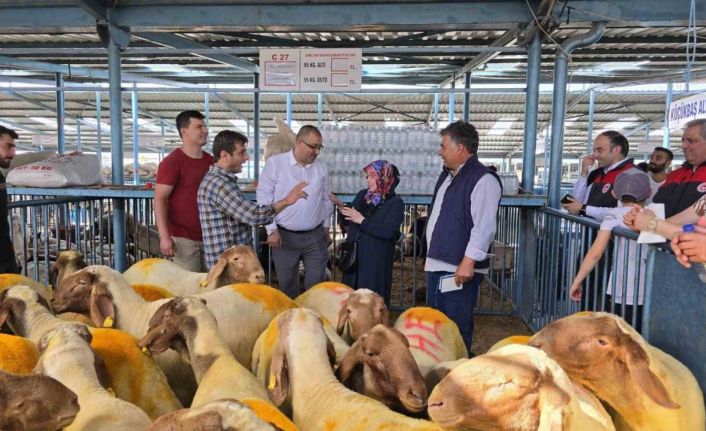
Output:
top-left (560, 194), bottom-right (574, 204)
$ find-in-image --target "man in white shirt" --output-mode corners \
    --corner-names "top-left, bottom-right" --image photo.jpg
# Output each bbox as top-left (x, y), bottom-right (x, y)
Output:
top-left (256, 125), bottom-right (333, 298)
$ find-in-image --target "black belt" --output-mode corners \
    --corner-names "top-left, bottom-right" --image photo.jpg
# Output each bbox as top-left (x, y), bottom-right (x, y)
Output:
top-left (277, 223), bottom-right (322, 234)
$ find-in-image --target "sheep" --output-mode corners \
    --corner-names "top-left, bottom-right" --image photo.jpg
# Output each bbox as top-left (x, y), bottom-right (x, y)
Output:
top-left (295, 283), bottom-right (389, 342)
top-left (336, 323), bottom-right (428, 414)
top-left (53, 266), bottom-right (299, 404)
top-left (149, 399), bottom-right (277, 431)
top-left (0, 285), bottom-right (182, 420)
top-left (0, 368), bottom-right (80, 431)
top-left (264, 307), bottom-right (444, 431)
top-left (0, 273), bottom-right (52, 301)
top-left (132, 284), bottom-right (175, 301)
top-left (423, 359), bottom-right (469, 394)
top-left (265, 117), bottom-right (296, 160)
top-left (49, 249), bottom-right (88, 288)
top-left (137, 297), bottom-right (297, 431)
top-left (487, 334), bottom-right (531, 353)
top-left (529, 312), bottom-right (705, 431)
top-left (123, 245), bottom-right (266, 295)
top-left (427, 344), bottom-right (616, 431)
top-left (393, 307), bottom-right (468, 377)
top-left (0, 333), bottom-right (38, 374)
top-left (35, 324), bottom-right (153, 431)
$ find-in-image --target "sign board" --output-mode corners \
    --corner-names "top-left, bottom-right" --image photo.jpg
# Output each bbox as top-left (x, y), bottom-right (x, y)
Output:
top-left (668, 91), bottom-right (706, 130)
top-left (259, 48), bottom-right (362, 92)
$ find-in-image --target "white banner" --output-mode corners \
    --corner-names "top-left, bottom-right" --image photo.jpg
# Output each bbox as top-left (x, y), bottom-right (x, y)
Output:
top-left (259, 48), bottom-right (362, 92)
top-left (668, 91), bottom-right (706, 130)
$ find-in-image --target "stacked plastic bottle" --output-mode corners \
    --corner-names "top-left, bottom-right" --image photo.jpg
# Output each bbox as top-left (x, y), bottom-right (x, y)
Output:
top-left (320, 124), bottom-right (520, 195)
top-left (320, 125), bottom-right (443, 195)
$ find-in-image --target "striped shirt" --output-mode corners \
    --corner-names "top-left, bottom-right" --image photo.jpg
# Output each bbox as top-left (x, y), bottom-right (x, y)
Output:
top-left (198, 165), bottom-right (275, 268)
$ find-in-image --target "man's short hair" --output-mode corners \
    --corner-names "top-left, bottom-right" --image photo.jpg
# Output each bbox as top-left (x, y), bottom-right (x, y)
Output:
top-left (440, 121), bottom-right (479, 154)
top-left (296, 125), bottom-right (322, 140)
top-left (685, 118), bottom-right (706, 140)
top-left (598, 130), bottom-right (629, 157)
top-left (212, 130), bottom-right (248, 162)
top-left (0, 125), bottom-right (19, 140)
top-left (653, 147), bottom-right (674, 161)
top-left (175, 110), bottom-right (205, 138)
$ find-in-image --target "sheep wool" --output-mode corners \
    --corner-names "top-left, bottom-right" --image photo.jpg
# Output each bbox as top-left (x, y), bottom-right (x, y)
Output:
top-left (0, 274), bottom-right (52, 300)
top-left (227, 283), bottom-right (298, 314)
top-left (487, 334), bottom-right (531, 353)
top-left (0, 333), bottom-right (38, 374)
top-left (130, 284), bottom-right (174, 302)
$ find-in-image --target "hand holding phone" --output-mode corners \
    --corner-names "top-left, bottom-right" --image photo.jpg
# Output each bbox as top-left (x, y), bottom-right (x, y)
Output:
top-left (561, 194), bottom-right (575, 204)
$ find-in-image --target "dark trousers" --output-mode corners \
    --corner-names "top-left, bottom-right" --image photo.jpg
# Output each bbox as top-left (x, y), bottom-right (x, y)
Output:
top-left (426, 271), bottom-right (483, 353)
top-left (272, 226), bottom-right (328, 298)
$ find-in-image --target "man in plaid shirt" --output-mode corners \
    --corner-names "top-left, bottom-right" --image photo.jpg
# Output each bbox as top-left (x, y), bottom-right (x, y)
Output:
top-left (198, 130), bottom-right (308, 268)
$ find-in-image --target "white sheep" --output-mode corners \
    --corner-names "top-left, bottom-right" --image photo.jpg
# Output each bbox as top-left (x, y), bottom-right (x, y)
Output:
top-left (487, 334), bottom-right (531, 353)
top-left (138, 297), bottom-right (297, 431)
top-left (0, 285), bottom-right (182, 420)
top-left (263, 307), bottom-right (444, 431)
top-left (35, 324), bottom-right (152, 431)
top-left (393, 306), bottom-right (468, 377)
top-left (295, 283), bottom-right (389, 342)
top-left (123, 245), bottom-right (266, 295)
top-left (0, 273), bottom-right (53, 301)
top-left (149, 399), bottom-right (277, 431)
top-left (427, 344), bottom-right (616, 431)
top-left (265, 117), bottom-right (296, 160)
top-left (0, 368), bottom-right (80, 431)
top-left (529, 312), bottom-right (705, 431)
top-left (49, 249), bottom-right (88, 288)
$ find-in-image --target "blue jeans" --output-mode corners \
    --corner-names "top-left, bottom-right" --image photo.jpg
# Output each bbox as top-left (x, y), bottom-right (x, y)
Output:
top-left (426, 271), bottom-right (482, 353)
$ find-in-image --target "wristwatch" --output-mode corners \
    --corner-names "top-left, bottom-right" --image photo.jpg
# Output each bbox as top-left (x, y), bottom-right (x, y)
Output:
top-left (579, 204), bottom-right (587, 216)
top-left (647, 217), bottom-right (659, 232)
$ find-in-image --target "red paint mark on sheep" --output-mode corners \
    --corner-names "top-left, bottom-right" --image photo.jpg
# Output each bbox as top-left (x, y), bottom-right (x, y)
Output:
top-left (404, 317), bottom-right (442, 341)
top-left (407, 334), bottom-right (442, 362)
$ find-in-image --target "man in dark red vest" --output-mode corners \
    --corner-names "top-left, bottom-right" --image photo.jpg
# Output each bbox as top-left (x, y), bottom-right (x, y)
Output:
top-left (653, 119), bottom-right (706, 218)
top-left (563, 130), bottom-right (634, 220)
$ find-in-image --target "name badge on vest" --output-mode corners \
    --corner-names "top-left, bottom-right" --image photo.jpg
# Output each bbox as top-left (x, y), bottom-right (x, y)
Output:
top-left (602, 184), bottom-right (611, 194)
top-left (698, 182), bottom-right (706, 193)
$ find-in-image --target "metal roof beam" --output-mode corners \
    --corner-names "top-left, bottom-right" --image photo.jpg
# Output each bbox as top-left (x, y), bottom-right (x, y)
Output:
top-left (136, 32), bottom-right (259, 73)
top-left (2, 90), bottom-right (99, 130)
top-left (0, 118), bottom-right (45, 135)
top-left (77, 0), bottom-right (108, 21)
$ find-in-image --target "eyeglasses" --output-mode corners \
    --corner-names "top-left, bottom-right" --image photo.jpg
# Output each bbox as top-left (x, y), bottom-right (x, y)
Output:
top-left (299, 138), bottom-right (324, 152)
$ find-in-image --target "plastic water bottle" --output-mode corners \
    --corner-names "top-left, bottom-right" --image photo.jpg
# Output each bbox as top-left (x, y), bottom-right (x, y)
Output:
top-left (682, 224), bottom-right (706, 283)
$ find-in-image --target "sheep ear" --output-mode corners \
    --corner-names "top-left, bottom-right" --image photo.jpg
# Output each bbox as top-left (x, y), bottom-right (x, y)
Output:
top-left (90, 283), bottom-right (115, 328)
top-left (336, 301), bottom-right (349, 336)
top-left (625, 340), bottom-right (680, 408)
top-left (267, 342), bottom-right (289, 406)
top-left (336, 337), bottom-right (363, 383)
top-left (92, 350), bottom-right (112, 390)
top-left (202, 257), bottom-right (228, 288)
top-left (327, 338), bottom-right (337, 368)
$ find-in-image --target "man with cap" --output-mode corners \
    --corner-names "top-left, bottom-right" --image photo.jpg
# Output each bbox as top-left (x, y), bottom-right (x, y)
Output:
top-left (569, 168), bottom-right (652, 331)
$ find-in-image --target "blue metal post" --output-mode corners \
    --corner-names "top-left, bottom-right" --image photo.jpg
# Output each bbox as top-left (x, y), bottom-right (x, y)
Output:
top-left (522, 32), bottom-right (540, 193)
top-left (56, 73), bottom-right (65, 155)
top-left (253, 73), bottom-right (260, 181)
top-left (76, 120), bottom-right (81, 151)
top-left (448, 82), bottom-right (456, 123)
top-left (587, 90), bottom-right (596, 153)
top-left (286, 92), bottom-right (292, 127)
top-left (317, 93), bottom-right (323, 128)
top-left (663, 82), bottom-right (673, 148)
top-left (95, 91), bottom-right (102, 163)
top-left (433, 92), bottom-right (440, 130)
top-left (462, 72), bottom-right (471, 123)
top-left (131, 84), bottom-right (139, 184)
top-left (107, 28), bottom-right (127, 271)
top-left (548, 22), bottom-right (605, 208)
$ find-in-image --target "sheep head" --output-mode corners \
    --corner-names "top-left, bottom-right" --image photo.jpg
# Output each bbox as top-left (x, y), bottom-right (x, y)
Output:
top-left (0, 369), bottom-right (79, 431)
top-left (528, 312), bottom-right (679, 410)
top-left (203, 245), bottom-right (266, 288)
top-left (337, 324), bottom-right (427, 414)
top-left (149, 399), bottom-right (276, 431)
top-left (49, 250), bottom-right (88, 289)
top-left (137, 297), bottom-right (208, 358)
top-left (428, 346), bottom-right (573, 431)
top-left (52, 266), bottom-right (115, 328)
top-left (0, 285), bottom-right (52, 336)
top-left (336, 289), bottom-right (389, 341)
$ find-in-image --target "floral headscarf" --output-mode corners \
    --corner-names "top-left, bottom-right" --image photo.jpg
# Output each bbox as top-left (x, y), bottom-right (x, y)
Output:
top-left (363, 160), bottom-right (397, 206)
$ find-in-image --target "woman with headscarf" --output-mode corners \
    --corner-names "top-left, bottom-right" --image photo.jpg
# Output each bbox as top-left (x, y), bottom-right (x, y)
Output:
top-left (336, 160), bottom-right (404, 306)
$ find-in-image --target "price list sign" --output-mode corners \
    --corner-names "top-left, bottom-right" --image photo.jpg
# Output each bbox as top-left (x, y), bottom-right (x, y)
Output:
top-left (259, 48), bottom-right (362, 92)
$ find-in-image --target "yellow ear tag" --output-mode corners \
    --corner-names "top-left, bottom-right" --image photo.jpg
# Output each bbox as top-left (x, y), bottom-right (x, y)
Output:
top-left (267, 374), bottom-right (276, 391)
top-left (141, 346), bottom-right (151, 356)
top-left (102, 316), bottom-right (114, 328)
top-left (199, 279), bottom-right (208, 288)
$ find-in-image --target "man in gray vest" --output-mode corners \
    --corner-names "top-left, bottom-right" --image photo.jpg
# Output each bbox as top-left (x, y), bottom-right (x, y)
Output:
top-left (425, 121), bottom-right (502, 353)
